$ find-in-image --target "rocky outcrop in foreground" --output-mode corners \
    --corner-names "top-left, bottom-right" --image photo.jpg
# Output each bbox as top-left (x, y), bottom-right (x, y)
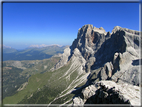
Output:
top-left (73, 80), bottom-right (140, 106)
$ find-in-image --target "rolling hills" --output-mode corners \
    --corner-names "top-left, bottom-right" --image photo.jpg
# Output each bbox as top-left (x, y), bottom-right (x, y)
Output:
top-left (3, 45), bottom-right (67, 61)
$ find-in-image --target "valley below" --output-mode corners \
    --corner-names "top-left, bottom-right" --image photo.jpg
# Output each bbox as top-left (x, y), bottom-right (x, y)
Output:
top-left (3, 56), bottom-right (61, 101)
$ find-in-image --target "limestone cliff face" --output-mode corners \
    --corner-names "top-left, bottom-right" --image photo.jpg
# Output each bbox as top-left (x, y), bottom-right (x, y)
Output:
top-left (51, 24), bottom-right (141, 106)
top-left (71, 24), bottom-right (107, 61)
top-left (70, 24), bottom-right (141, 86)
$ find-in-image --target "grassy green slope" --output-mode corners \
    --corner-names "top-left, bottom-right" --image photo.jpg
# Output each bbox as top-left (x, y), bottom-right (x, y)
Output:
top-left (3, 57), bottom-right (60, 100)
top-left (3, 58), bottom-right (88, 104)
top-left (3, 66), bottom-right (27, 99)
top-left (3, 61), bottom-right (71, 104)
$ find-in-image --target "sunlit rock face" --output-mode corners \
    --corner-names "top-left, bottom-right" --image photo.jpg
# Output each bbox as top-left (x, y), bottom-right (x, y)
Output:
top-left (71, 24), bottom-right (107, 61)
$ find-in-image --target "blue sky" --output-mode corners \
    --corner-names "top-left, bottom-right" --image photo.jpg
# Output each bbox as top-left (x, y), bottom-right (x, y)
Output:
top-left (3, 2), bottom-right (139, 49)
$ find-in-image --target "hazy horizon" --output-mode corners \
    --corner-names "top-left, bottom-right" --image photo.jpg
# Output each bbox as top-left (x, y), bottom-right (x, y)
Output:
top-left (3, 3), bottom-right (139, 50)
top-left (3, 44), bottom-right (68, 50)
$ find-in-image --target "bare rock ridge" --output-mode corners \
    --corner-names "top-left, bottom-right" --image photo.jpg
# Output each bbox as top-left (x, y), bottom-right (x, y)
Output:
top-left (51, 47), bottom-right (71, 71)
top-left (51, 24), bottom-right (141, 106)
top-left (73, 80), bottom-right (140, 106)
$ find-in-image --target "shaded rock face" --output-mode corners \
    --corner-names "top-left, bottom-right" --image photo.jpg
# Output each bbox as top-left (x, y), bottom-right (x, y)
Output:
top-left (71, 25), bottom-right (128, 69)
top-left (85, 86), bottom-right (130, 104)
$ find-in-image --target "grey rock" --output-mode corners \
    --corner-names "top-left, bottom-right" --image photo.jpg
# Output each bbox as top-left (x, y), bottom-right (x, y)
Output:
top-left (99, 27), bottom-right (105, 31)
top-left (104, 62), bottom-right (113, 78)
top-left (82, 85), bottom-right (97, 102)
top-left (112, 26), bottom-right (140, 35)
top-left (72, 97), bottom-right (84, 106)
top-left (50, 47), bottom-right (71, 71)
top-left (99, 61), bottom-right (114, 80)
top-left (85, 57), bottom-right (96, 72)
top-left (117, 66), bottom-right (140, 85)
top-left (100, 67), bottom-right (108, 80)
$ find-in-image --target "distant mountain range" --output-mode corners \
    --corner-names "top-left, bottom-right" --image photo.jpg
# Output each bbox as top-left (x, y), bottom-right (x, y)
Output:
top-left (3, 45), bottom-right (68, 61)
top-left (3, 45), bottom-right (17, 53)
top-left (28, 44), bottom-right (63, 48)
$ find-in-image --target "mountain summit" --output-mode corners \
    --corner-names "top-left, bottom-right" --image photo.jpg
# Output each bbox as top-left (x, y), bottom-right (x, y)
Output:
top-left (51, 24), bottom-right (141, 106)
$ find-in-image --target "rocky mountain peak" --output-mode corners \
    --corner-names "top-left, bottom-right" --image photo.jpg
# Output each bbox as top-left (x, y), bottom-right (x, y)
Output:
top-left (81, 24), bottom-right (93, 29)
top-left (55, 24), bottom-right (140, 85)
top-left (49, 24), bottom-right (141, 106)
top-left (71, 24), bottom-right (108, 61)
top-left (112, 26), bottom-right (122, 32)
top-left (93, 26), bottom-right (106, 34)
top-left (112, 26), bottom-right (140, 35)
top-left (99, 27), bottom-right (105, 30)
